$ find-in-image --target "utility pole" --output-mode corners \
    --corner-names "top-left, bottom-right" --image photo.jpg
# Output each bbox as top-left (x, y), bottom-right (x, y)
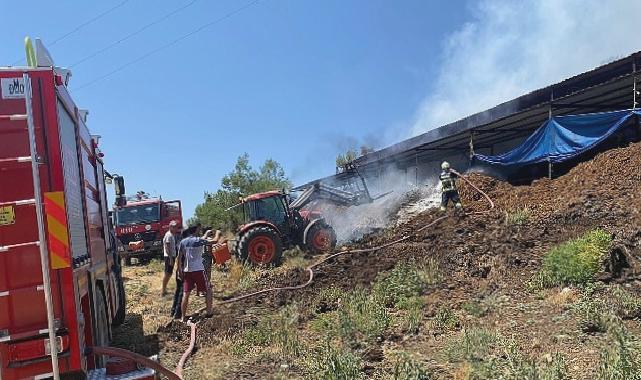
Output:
top-left (548, 89), bottom-right (554, 179)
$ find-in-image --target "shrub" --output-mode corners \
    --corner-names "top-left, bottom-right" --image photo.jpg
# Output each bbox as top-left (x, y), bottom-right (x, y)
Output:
top-left (392, 352), bottom-right (432, 380)
top-left (531, 229), bottom-right (612, 289)
top-left (505, 207), bottom-right (531, 226)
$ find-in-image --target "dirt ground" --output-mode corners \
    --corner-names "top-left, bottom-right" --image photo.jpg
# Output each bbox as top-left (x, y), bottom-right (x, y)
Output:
top-left (112, 142), bottom-right (641, 379)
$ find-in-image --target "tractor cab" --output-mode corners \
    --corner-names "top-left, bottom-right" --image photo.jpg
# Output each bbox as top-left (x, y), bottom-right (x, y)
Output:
top-left (242, 191), bottom-right (288, 224)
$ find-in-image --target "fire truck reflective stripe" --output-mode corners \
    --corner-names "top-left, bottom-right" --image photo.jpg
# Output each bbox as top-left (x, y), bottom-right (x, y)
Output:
top-left (0, 336), bottom-right (10, 342)
top-left (0, 291), bottom-right (8, 297)
top-left (34, 373), bottom-right (54, 380)
top-left (44, 192), bottom-right (71, 269)
top-left (37, 285), bottom-right (44, 291)
top-left (38, 329), bottom-right (49, 334)
top-left (47, 218), bottom-right (69, 250)
top-left (48, 237), bottom-right (69, 269)
top-left (44, 196), bottom-right (67, 230)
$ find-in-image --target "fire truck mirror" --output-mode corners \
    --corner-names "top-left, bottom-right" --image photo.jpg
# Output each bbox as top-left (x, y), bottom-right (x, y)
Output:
top-left (114, 176), bottom-right (125, 196)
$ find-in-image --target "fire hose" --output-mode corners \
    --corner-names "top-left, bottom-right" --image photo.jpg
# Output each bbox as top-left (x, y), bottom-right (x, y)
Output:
top-left (171, 171), bottom-right (496, 378)
top-left (87, 346), bottom-right (181, 380)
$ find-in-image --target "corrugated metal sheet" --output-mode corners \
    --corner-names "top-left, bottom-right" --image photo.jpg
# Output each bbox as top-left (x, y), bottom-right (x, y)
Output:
top-left (57, 100), bottom-right (89, 259)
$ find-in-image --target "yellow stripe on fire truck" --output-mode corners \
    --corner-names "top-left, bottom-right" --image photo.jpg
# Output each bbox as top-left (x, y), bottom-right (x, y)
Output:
top-left (43, 192), bottom-right (71, 269)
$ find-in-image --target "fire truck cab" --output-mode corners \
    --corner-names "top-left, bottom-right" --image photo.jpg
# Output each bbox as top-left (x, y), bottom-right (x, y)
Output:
top-left (114, 198), bottom-right (183, 265)
top-left (0, 39), bottom-right (154, 380)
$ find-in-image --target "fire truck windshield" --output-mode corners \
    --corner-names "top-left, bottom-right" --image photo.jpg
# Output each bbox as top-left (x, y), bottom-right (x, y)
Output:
top-left (116, 204), bottom-right (161, 226)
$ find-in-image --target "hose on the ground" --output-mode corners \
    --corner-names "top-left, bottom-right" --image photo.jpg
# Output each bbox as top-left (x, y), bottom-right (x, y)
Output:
top-left (181, 172), bottom-right (495, 376)
top-left (88, 346), bottom-right (181, 380)
top-left (175, 321), bottom-right (197, 378)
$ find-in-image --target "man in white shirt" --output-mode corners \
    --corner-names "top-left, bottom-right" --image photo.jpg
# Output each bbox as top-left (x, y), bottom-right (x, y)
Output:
top-left (161, 220), bottom-right (180, 296)
top-left (178, 225), bottom-right (217, 322)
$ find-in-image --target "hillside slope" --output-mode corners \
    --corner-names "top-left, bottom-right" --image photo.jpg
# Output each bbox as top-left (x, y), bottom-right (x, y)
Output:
top-left (143, 142), bottom-right (641, 379)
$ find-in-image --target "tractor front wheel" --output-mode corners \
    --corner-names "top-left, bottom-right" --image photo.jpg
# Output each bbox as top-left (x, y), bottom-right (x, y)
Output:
top-left (306, 224), bottom-right (337, 254)
top-left (238, 226), bottom-right (283, 266)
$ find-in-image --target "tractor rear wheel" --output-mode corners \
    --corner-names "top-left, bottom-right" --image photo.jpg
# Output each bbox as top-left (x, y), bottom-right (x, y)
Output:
top-left (306, 224), bottom-right (337, 254)
top-left (238, 226), bottom-right (283, 266)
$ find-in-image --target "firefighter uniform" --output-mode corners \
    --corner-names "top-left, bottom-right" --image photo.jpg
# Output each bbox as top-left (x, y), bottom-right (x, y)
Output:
top-left (439, 162), bottom-right (462, 211)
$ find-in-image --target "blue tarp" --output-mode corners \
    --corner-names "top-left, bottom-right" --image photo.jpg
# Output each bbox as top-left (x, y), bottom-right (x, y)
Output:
top-left (474, 109), bottom-right (641, 166)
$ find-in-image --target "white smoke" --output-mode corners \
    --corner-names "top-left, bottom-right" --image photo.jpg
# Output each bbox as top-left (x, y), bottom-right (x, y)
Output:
top-left (411, 0), bottom-right (641, 135)
top-left (315, 168), bottom-right (441, 243)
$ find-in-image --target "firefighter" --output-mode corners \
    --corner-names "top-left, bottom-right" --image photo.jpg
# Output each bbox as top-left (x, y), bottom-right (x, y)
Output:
top-left (439, 161), bottom-right (462, 212)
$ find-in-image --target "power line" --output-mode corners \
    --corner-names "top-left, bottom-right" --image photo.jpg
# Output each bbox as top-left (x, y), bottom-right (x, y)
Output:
top-left (50, 0), bottom-right (131, 47)
top-left (70, 0), bottom-right (198, 68)
top-left (72, 0), bottom-right (262, 93)
top-left (11, 0), bottom-right (131, 65)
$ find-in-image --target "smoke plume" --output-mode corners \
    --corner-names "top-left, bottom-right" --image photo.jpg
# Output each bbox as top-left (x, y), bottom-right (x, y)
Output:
top-left (411, 0), bottom-right (641, 136)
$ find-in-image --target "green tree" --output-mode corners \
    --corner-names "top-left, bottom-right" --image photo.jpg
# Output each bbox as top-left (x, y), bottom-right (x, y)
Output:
top-left (192, 154), bottom-right (292, 230)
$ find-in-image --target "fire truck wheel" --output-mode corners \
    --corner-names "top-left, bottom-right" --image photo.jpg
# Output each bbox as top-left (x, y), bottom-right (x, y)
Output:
top-left (112, 270), bottom-right (126, 327)
top-left (305, 224), bottom-right (337, 254)
top-left (238, 226), bottom-right (283, 266)
top-left (94, 289), bottom-right (110, 366)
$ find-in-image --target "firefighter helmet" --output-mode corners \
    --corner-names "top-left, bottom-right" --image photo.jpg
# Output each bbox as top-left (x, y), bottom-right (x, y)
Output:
top-left (441, 161), bottom-right (450, 170)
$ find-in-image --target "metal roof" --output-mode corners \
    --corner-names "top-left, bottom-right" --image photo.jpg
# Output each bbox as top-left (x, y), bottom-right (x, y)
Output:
top-left (297, 51), bottom-right (641, 188)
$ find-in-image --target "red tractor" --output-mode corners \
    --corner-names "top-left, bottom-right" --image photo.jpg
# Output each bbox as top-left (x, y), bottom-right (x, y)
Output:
top-left (230, 177), bottom-right (378, 265)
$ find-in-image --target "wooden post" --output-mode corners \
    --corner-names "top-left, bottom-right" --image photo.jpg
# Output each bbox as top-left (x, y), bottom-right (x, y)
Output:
top-left (415, 153), bottom-right (419, 186)
top-left (468, 131), bottom-right (475, 169)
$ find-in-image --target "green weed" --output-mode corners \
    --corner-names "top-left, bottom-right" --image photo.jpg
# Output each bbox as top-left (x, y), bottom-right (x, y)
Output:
top-left (374, 262), bottom-right (426, 307)
top-left (597, 323), bottom-right (641, 380)
top-left (392, 352), bottom-right (431, 380)
top-left (431, 306), bottom-right (459, 333)
top-left (610, 285), bottom-right (641, 320)
top-left (313, 286), bottom-right (344, 314)
top-left (339, 290), bottom-right (390, 344)
top-left (397, 296), bottom-right (424, 334)
top-left (306, 342), bottom-right (364, 380)
top-left (462, 300), bottom-right (490, 318)
top-left (230, 304), bottom-right (302, 358)
top-left (444, 328), bottom-right (497, 363)
top-left (530, 229), bottom-right (612, 289)
top-left (505, 207), bottom-right (531, 226)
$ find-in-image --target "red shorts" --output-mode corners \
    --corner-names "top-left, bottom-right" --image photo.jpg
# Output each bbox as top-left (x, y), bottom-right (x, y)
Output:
top-left (183, 271), bottom-right (209, 293)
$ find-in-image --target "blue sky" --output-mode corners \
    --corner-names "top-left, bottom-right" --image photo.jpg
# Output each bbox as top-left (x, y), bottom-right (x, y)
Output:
top-left (4, 0), bottom-right (640, 219)
top-left (1, 0), bottom-right (468, 218)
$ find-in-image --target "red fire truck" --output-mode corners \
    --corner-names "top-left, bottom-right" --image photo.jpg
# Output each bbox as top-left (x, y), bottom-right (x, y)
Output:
top-left (0, 39), bottom-right (162, 380)
top-left (114, 197), bottom-right (182, 266)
